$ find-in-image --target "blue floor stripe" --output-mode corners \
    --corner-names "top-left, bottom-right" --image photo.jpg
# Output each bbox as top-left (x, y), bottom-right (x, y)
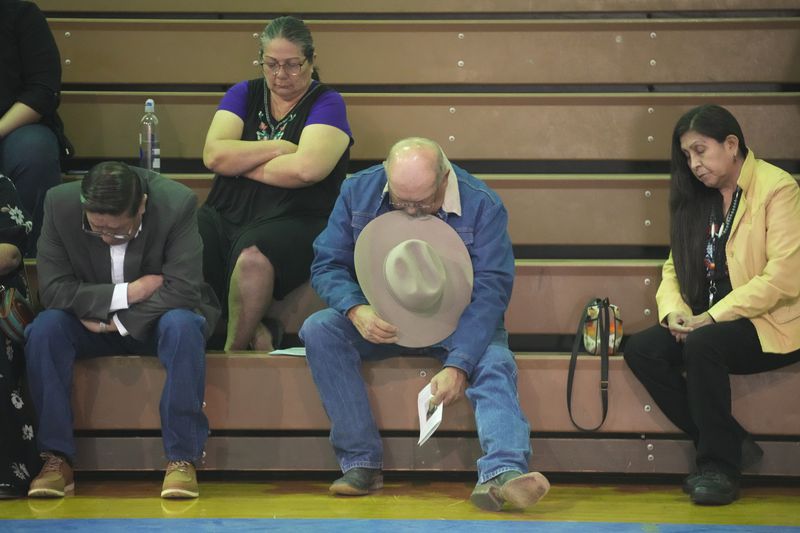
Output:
top-left (1, 520), bottom-right (799, 533)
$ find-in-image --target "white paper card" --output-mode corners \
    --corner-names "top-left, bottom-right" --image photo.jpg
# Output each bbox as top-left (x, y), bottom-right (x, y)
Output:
top-left (268, 347), bottom-right (306, 357)
top-left (417, 383), bottom-right (443, 446)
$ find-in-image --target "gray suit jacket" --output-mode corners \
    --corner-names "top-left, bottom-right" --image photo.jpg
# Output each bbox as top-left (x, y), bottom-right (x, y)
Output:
top-left (36, 167), bottom-right (221, 341)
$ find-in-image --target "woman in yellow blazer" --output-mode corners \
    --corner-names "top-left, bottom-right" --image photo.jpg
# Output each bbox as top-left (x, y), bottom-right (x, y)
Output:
top-left (624, 104), bottom-right (800, 506)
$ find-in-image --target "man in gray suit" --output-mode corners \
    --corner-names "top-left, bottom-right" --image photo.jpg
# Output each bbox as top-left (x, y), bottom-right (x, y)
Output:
top-left (25, 161), bottom-right (220, 499)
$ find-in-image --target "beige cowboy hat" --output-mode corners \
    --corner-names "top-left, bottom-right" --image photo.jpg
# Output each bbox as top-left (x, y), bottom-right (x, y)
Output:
top-left (354, 210), bottom-right (474, 347)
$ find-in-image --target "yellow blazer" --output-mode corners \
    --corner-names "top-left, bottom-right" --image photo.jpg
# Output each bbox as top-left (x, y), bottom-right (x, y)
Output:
top-left (656, 150), bottom-right (800, 354)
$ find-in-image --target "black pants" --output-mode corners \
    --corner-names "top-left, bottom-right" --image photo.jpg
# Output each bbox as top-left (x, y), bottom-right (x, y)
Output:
top-left (623, 319), bottom-right (800, 476)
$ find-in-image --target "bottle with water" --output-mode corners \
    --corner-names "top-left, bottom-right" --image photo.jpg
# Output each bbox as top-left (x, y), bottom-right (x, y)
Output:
top-left (139, 98), bottom-right (160, 172)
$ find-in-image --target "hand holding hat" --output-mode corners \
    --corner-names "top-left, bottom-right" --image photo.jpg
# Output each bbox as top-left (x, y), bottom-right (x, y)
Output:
top-left (354, 210), bottom-right (473, 347)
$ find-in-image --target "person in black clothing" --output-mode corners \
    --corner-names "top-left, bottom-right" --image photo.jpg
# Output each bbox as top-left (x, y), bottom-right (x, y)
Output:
top-left (0, 174), bottom-right (39, 498)
top-left (199, 16), bottom-right (353, 352)
top-left (0, 0), bottom-right (71, 257)
top-left (623, 105), bottom-right (800, 506)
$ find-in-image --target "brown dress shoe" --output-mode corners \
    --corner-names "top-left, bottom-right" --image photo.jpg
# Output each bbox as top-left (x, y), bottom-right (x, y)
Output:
top-left (161, 461), bottom-right (199, 499)
top-left (470, 470), bottom-right (550, 511)
top-left (329, 467), bottom-right (383, 496)
top-left (27, 452), bottom-right (74, 498)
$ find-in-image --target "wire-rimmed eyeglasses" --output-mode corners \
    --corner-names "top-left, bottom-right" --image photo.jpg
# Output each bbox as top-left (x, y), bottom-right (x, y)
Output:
top-left (259, 59), bottom-right (307, 76)
top-left (387, 187), bottom-right (440, 216)
top-left (387, 169), bottom-right (448, 214)
top-left (82, 213), bottom-right (138, 241)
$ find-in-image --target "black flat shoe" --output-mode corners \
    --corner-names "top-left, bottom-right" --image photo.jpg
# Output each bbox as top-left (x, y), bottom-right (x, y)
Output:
top-left (684, 435), bottom-right (763, 494)
top-left (682, 470), bottom-right (703, 494)
top-left (691, 469), bottom-right (740, 505)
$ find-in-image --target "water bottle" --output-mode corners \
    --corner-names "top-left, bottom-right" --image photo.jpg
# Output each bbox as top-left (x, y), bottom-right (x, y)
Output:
top-left (138, 98), bottom-right (160, 172)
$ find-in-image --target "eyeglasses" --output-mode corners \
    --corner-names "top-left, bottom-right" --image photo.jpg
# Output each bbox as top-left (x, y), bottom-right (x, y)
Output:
top-left (388, 187), bottom-right (440, 214)
top-left (387, 169), bottom-right (448, 214)
top-left (389, 197), bottom-right (437, 211)
top-left (259, 59), bottom-right (307, 76)
top-left (82, 213), bottom-right (138, 241)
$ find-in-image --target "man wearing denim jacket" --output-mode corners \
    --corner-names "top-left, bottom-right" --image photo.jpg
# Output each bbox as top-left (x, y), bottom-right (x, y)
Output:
top-left (300, 137), bottom-right (549, 511)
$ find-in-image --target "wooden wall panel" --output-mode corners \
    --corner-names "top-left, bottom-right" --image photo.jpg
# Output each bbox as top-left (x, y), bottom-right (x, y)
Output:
top-left (58, 92), bottom-right (800, 161)
top-left (265, 257), bottom-right (668, 338)
top-left (71, 354), bottom-right (800, 436)
top-left (344, 93), bottom-right (800, 160)
top-left (38, 0), bottom-right (800, 14)
top-left (239, 260), bottom-right (669, 336)
top-left (49, 19), bottom-right (800, 85)
top-left (59, 92), bottom-right (216, 162)
top-left (64, 173), bottom-right (673, 247)
top-left (51, 20), bottom-right (261, 85)
top-left (507, 260), bottom-right (663, 335)
top-left (485, 175), bottom-right (670, 246)
top-left (27, 260), bottom-right (663, 335)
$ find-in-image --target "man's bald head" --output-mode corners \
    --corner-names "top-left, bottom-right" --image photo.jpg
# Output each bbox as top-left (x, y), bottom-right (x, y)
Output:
top-left (385, 137), bottom-right (447, 185)
top-left (384, 138), bottom-right (449, 217)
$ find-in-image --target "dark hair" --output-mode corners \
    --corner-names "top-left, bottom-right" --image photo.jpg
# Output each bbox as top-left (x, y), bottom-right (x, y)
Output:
top-left (259, 16), bottom-right (320, 81)
top-left (81, 161), bottom-right (143, 217)
top-left (668, 104), bottom-right (748, 310)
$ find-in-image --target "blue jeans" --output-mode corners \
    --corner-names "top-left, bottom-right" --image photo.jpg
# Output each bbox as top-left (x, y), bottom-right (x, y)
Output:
top-left (25, 309), bottom-right (209, 463)
top-left (299, 308), bottom-right (532, 483)
top-left (0, 124), bottom-right (62, 256)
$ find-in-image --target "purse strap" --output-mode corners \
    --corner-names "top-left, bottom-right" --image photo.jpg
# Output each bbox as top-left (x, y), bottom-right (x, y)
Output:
top-left (567, 297), bottom-right (610, 431)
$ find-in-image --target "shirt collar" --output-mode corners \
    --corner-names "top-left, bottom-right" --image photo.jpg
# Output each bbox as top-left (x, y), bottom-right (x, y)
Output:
top-left (735, 149), bottom-right (756, 192)
top-left (440, 155), bottom-right (461, 216)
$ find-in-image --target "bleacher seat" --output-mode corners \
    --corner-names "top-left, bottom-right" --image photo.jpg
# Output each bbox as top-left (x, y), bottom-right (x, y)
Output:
top-left (35, 0), bottom-right (800, 474)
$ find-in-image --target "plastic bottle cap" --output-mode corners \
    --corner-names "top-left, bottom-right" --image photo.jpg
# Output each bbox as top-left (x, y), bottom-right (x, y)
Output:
top-left (144, 98), bottom-right (155, 112)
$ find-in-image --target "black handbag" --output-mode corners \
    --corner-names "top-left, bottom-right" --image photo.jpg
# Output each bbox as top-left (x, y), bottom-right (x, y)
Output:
top-left (566, 297), bottom-right (622, 431)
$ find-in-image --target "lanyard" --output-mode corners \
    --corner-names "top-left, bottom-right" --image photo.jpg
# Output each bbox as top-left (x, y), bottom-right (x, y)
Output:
top-left (705, 187), bottom-right (742, 307)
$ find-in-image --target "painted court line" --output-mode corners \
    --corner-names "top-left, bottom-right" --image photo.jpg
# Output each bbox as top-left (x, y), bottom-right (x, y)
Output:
top-left (1, 520), bottom-right (800, 532)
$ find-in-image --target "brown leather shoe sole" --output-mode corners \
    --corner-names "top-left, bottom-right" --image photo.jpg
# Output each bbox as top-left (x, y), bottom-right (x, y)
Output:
top-left (501, 472), bottom-right (550, 509)
top-left (27, 481), bottom-right (75, 499)
top-left (161, 486), bottom-right (199, 499)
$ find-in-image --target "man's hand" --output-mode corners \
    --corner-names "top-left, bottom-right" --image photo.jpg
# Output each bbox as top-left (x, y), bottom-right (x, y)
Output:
top-left (128, 274), bottom-right (164, 304)
top-left (347, 304), bottom-right (398, 344)
top-left (666, 311), bottom-right (693, 342)
top-left (430, 366), bottom-right (467, 407)
top-left (80, 319), bottom-right (117, 334)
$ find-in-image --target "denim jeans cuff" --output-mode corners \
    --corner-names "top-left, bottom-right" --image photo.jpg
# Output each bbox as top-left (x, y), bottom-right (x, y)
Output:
top-left (478, 466), bottom-right (526, 485)
top-left (166, 457), bottom-right (201, 465)
top-left (166, 449), bottom-right (206, 465)
top-left (342, 460), bottom-right (383, 472)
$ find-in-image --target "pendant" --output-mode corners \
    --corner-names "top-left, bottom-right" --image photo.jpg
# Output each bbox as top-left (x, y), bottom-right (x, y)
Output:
top-left (708, 280), bottom-right (717, 307)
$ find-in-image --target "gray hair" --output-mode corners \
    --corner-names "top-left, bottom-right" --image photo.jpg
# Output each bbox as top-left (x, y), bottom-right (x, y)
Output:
top-left (259, 16), bottom-right (315, 63)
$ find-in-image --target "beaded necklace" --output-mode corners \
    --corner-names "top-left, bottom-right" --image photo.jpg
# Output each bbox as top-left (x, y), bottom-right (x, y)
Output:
top-left (704, 186), bottom-right (742, 307)
top-left (256, 80), bottom-right (318, 141)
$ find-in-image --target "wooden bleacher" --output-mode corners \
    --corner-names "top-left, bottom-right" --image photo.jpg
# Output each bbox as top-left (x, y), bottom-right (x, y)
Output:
top-left (34, 1), bottom-right (800, 474)
top-left (69, 355), bottom-right (800, 475)
top-left (45, 18), bottom-right (800, 86)
top-left (52, 92), bottom-right (800, 165)
top-left (34, 0), bottom-right (800, 14)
